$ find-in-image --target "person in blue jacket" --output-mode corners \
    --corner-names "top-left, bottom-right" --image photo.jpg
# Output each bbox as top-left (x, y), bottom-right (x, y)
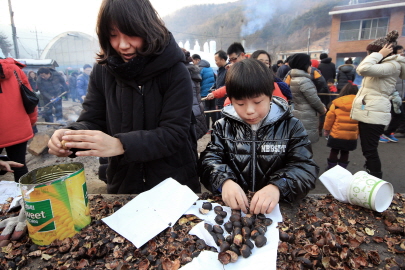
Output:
top-left (76, 64), bottom-right (92, 103)
top-left (192, 54), bottom-right (216, 130)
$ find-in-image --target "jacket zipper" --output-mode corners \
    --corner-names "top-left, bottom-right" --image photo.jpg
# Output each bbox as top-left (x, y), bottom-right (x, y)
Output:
top-left (139, 85), bottom-right (146, 183)
top-left (251, 130), bottom-right (257, 192)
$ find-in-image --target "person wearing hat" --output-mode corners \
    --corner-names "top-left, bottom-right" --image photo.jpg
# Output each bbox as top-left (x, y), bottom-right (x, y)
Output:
top-left (350, 30), bottom-right (405, 179)
top-left (288, 53), bottom-right (326, 144)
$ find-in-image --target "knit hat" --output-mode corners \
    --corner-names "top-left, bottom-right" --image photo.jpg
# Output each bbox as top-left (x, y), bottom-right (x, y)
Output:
top-left (366, 30), bottom-right (399, 53)
top-left (311, 59), bottom-right (319, 68)
top-left (289, 53), bottom-right (311, 72)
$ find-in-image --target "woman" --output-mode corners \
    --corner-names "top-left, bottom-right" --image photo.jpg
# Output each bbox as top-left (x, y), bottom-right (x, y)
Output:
top-left (288, 53), bottom-right (326, 144)
top-left (351, 30), bottom-right (405, 178)
top-left (0, 58), bottom-right (38, 182)
top-left (48, 0), bottom-right (200, 194)
top-left (251, 50), bottom-right (292, 101)
top-left (27, 71), bottom-right (37, 92)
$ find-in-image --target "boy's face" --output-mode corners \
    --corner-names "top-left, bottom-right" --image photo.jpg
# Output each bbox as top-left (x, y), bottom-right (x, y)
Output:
top-left (231, 94), bottom-right (272, 125)
top-left (327, 82), bottom-right (333, 87)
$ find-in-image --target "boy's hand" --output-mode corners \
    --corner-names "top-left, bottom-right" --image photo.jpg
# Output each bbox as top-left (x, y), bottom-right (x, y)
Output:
top-left (250, 184), bottom-right (280, 214)
top-left (324, 130), bottom-right (330, 137)
top-left (222, 180), bottom-right (249, 213)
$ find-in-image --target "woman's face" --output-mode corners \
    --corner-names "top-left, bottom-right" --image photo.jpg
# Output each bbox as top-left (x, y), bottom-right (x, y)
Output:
top-left (109, 27), bottom-right (145, 62)
top-left (29, 72), bottom-right (36, 79)
top-left (257, 54), bottom-right (270, 67)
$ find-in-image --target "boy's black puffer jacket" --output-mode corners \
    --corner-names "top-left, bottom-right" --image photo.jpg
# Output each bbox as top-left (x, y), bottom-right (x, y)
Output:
top-left (199, 97), bottom-right (319, 204)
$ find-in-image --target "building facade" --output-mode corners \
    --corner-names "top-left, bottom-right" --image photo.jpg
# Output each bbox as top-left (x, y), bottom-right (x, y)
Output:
top-left (329, 0), bottom-right (405, 68)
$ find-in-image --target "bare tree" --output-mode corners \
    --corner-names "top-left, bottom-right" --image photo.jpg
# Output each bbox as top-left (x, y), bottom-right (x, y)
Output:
top-left (0, 32), bottom-right (12, 57)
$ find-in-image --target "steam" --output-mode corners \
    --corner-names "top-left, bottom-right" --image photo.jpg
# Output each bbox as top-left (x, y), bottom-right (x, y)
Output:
top-left (241, 0), bottom-right (294, 37)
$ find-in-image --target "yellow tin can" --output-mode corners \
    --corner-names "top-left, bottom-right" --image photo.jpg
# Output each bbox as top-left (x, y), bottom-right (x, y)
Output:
top-left (20, 162), bottom-right (91, 245)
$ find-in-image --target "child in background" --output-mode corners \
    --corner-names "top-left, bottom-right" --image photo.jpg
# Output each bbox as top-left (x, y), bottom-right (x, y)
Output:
top-left (199, 59), bottom-right (319, 215)
top-left (327, 78), bottom-right (338, 93)
top-left (323, 83), bottom-right (359, 169)
top-left (327, 78), bottom-right (338, 102)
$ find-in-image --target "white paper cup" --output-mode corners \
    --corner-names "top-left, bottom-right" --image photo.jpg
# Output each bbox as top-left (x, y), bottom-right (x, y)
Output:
top-left (347, 171), bottom-right (393, 212)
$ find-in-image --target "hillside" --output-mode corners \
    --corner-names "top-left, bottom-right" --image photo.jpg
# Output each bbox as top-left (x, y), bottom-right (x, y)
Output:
top-left (163, 0), bottom-right (347, 59)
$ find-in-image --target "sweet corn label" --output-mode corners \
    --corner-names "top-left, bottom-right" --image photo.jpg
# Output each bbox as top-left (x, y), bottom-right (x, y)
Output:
top-left (20, 163), bottom-right (90, 245)
top-left (25, 200), bottom-right (55, 232)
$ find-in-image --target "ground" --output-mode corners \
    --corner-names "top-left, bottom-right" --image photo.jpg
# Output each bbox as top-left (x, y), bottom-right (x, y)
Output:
top-left (2, 100), bottom-right (405, 194)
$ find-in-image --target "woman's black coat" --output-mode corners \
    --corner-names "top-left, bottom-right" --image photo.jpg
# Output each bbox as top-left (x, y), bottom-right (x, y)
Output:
top-left (68, 36), bottom-right (201, 194)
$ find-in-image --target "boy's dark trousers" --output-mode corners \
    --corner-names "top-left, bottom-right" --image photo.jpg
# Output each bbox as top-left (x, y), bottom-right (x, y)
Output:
top-left (383, 101), bottom-right (404, 136)
top-left (358, 122), bottom-right (385, 178)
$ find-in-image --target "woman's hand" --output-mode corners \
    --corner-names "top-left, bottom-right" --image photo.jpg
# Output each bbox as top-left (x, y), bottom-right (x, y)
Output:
top-left (324, 130), bottom-right (330, 137)
top-left (0, 161), bottom-right (23, 172)
top-left (250, 184), bottom-right (280, 214)
top-left (379, 43), bottom-right (394, 58)
top-left (222, 180), bottom-right (249, 213)
top-left (60, 130), bottom-right (124, 157)
top-left (48, 129), bottom-right (73, 157)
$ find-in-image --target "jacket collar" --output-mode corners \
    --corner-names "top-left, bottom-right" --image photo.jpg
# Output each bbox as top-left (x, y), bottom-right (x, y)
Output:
top-left (222, 96), bottom-right (291, 129)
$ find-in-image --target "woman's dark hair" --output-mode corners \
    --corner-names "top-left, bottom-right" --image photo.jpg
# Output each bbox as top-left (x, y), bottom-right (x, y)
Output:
top-left (339, 82), bottom-right (358, 97)
top-left (28, 70), bottom-right (37, 79)
top-left (226, 59), bottom-right (274, 100)
top-left (181, 48), bottom-right (192, 63)
top-left (251, 50), bottom-right (272, 66)
top-left (394, 45), bottom-right (404, 54)
top-left (345, 57), bottom-right (353, 64)
top-left (96, 0), bottom-right (169, 64)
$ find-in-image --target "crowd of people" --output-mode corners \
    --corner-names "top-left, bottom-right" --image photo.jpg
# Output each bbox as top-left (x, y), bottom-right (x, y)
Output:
top-left (1, 0), bottom-right (405, 216)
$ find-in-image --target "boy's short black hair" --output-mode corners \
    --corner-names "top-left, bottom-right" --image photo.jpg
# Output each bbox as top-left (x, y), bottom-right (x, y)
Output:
top-left (227, 42), bottom-right (245, 56)
top-left (191, 54), bottom-right (201, 60)
top-left (277, 60), bottom-right (284, 65)
top-left (215, 50), bottom-right (227, 61)
top-left (226, 59), bottom-right (274, 100)
top-left (38, 67), bottom-right (51, 74)
top-left (327, 78), bottom-right (335, 84)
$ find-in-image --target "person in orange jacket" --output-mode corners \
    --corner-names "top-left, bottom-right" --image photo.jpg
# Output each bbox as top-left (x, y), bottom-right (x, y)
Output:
top-left (323, 82), bottom-right (359, 170)
top-left (0, 58), bottom-right (38, 182)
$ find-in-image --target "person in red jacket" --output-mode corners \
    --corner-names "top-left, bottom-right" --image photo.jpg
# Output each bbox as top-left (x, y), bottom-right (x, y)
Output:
top-left (0, 58), bottom-right (38, 182)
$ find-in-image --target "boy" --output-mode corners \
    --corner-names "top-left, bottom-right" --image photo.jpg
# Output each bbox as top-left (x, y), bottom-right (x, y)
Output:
top-left (199, 59), bottom-right (319, 215)
top-left (327, 78), bottom-right (337, 93)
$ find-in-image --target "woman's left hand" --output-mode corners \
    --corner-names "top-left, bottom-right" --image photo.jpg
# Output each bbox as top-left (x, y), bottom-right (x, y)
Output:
top-left (61, 130), bottom-right (124, 157)
top-left (249, 184), bottom-right (280, 214)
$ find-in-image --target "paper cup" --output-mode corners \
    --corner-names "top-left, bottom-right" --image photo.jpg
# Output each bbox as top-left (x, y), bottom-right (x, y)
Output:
top-left (347, 171), bottom-right (393, 212)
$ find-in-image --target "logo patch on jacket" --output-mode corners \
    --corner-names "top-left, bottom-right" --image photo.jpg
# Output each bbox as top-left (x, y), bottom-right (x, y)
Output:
top-left (261, 144), bottom-right (286, 153)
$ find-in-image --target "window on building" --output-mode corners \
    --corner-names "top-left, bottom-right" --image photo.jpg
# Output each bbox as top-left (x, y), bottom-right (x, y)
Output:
top-left (339, 17), bottom-right (389, 41)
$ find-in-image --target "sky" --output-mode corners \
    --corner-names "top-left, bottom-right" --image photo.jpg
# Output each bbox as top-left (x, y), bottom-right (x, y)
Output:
top-left (0, 0), bottom-right (238, 58)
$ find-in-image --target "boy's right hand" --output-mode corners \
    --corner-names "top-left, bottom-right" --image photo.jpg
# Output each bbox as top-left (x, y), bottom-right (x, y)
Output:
top-left (48, 129), bottom-right (73, 157)
top-left (222, 180), bottom-right (249, 213)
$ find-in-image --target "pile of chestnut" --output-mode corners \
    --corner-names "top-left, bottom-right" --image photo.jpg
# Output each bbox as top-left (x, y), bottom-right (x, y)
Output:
top-left (199, 202), bottom-right (273, 265)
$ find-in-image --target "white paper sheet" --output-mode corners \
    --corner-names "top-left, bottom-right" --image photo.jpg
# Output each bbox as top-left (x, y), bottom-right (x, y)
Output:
top-left (184, 201), bottom-right (283, 270)
top-left (0, 181), bottom-right (21, 204)
top-left (319, 165), bottom-right (353, 203)
top-left (102, 178), bottom-right (199, 248)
